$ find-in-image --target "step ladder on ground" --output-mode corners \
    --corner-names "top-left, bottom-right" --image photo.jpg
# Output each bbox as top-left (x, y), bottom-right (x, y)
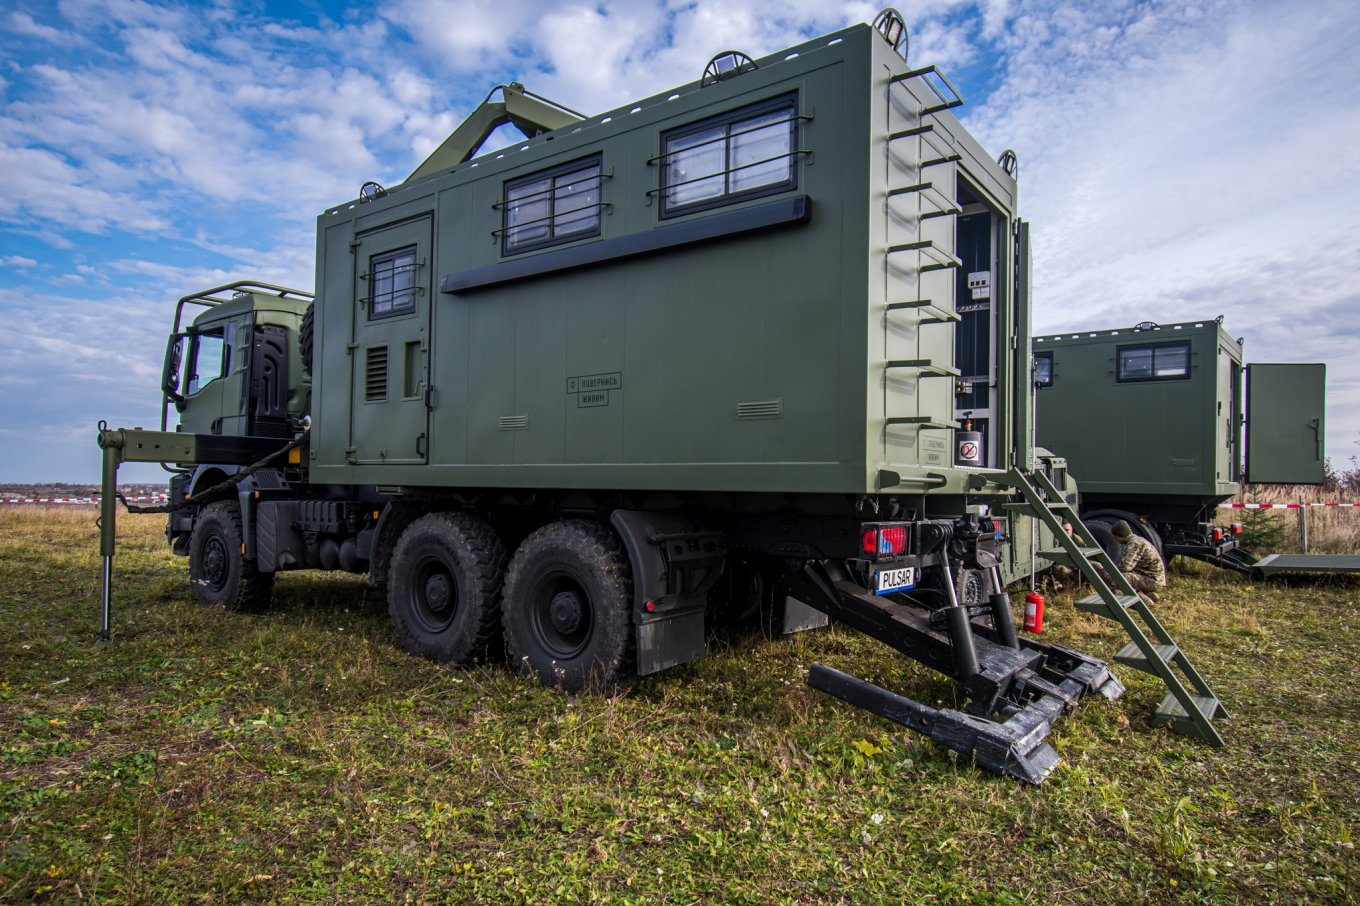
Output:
top-left (1002, 467), bottom-right (1228, 747)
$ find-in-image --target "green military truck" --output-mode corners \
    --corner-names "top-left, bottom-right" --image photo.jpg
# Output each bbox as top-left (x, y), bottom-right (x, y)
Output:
top-left (1035, 319), bottom-right (1356, 576)
top-left (97, 12), bottom-right (1227, 781)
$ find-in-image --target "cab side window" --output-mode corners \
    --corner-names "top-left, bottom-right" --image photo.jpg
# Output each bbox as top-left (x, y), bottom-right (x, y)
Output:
top-left (187, 328), bottom-right (226, 395)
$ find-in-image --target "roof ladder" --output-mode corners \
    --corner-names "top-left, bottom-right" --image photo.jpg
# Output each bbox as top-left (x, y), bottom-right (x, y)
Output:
top-left (1000, 467), bottom-right (1228, 747)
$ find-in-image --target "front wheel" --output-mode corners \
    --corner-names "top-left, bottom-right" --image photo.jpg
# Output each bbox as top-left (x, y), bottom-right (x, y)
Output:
top-left (502, 520), bottom-right (634, 692)
top-left (189, 501), bottom-right (274, 611)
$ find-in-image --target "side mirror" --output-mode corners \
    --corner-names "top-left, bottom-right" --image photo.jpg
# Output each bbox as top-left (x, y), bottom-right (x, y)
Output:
top-left (162, 333), bottom-right (186, 403)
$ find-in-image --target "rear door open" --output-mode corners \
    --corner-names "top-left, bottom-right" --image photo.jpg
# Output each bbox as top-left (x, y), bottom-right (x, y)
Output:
top-left (1245, 363), bottom-right (1325, 484)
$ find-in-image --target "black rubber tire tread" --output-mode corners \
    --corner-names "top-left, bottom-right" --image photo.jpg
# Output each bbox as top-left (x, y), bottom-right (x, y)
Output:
top-left (387, 512), bottom-right (508, 665)
top-left (299, 300), bottom-right (315, 375)
top-left (189, 500), bottom-right (274, 612)
top-left (1085, 520), bottom-right (1121, 560)
top-left (502, 520), bottom-right (635, 692)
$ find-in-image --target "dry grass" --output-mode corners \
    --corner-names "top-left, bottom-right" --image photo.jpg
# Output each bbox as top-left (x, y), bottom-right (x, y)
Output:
top-left (2, 507), bottom-right (1358, 903)
top-left (1227, 484), bottom-right (1360, 554)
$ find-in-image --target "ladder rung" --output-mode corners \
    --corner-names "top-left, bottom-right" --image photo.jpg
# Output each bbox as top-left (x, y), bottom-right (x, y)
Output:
top-left (885, 300), bottom-right (960, 323)
top-left (885, 417), bottom-right (957, 430)
top-left (883, 360), bottom-right (960, 378)
top-left (1114, 642), bottom-right (1179, 676)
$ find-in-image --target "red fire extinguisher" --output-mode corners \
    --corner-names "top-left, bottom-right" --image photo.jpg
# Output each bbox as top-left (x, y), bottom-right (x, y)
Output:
top-left (1024, 592), bottom-right (1045, 634)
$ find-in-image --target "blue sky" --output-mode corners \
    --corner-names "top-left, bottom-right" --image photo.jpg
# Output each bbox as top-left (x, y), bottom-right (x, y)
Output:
top-left (1, 0), bottom-right (1358, 482)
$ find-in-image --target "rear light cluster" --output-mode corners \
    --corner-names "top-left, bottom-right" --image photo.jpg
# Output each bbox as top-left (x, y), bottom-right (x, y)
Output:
top-left (861, 523), bottom-right (909, 559)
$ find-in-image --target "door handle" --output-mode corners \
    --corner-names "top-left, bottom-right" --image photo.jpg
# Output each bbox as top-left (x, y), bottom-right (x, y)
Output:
top-left (416, 433), bottom-right (426, 458)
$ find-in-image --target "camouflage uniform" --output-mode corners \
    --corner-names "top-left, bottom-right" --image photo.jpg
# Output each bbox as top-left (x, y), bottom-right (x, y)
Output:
top-left (1118, 534), bottom-right (1166, 595)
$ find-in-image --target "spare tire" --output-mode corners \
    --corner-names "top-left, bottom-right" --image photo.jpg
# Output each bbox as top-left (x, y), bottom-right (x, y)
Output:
top-left (299, 300), bottom-right (315, 375)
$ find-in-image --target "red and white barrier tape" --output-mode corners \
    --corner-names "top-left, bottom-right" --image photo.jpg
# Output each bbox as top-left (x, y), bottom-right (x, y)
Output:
top-left (1219, 502), bottom-right (1360, 509)
top-left (0, 495), bottom-right (168, 505)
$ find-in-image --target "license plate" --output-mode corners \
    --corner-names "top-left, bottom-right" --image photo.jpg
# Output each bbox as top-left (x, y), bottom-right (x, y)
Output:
top-left (875, 566), bottom-right (918, 595)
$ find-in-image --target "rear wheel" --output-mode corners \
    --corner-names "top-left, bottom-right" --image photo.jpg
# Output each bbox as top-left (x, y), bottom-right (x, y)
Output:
top-left (387, 513), bottom-right (507, 664)
top-left (502, 520), bottom-right (634, 692)
top-left (189, 501), bottom-right (274, 611)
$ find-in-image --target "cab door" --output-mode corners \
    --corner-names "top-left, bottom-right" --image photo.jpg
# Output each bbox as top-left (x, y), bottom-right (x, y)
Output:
top-left (348, 216), bottom-right (431, 465)
top-left (1245, 363), bottom-right (1325, 484)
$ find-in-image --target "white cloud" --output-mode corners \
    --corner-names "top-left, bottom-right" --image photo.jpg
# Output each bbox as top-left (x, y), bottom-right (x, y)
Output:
top-left (5, 12), bottom-right (66, 43)
top-left (0, 255), bottom-right (37, 267)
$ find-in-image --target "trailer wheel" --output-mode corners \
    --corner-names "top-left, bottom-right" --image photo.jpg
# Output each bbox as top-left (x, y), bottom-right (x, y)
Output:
top-left (387, 513), bottom-right (507, 664)
top-left (299, 301), bottom-right (315, 375)
top-left (955, 567), bottom-right (986, 606)
top-left (189, 501), bottom-right (274, 612)
top-left (502, 520), bottom-right (634, 692)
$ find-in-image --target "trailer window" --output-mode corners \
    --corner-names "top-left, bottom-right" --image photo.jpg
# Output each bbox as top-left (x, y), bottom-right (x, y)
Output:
top-left (1034, 351), bottom-right (1053, 387)
top-left (368, 246), bottom-right (418, 319)
top-left (1117, 342), bottom-right (1190, 382)
top-left (660, 95), bottom-right (797, 217)
top-left (502, 157), bottom-right (603, 255)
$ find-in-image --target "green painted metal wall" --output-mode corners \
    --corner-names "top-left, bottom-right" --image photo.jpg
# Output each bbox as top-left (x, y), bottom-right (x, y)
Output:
top-left (307, 24), bottom-right (1020, 497)
top-left (1034, 321), bottom-right (1242, 498)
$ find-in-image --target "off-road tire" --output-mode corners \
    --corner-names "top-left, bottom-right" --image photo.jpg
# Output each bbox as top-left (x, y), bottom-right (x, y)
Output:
top-left (299, 301), bottom-right (315, 375)
top-left (387, 513), bottom-right (508, 664)
top-left (502, 520), bottom-right (634, 692)
top-left (189, 501), bottom-right (275, 612)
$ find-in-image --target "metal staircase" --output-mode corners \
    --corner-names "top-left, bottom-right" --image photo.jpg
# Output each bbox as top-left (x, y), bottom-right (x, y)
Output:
top-left (1001, 467), bottom-right (1228, 747)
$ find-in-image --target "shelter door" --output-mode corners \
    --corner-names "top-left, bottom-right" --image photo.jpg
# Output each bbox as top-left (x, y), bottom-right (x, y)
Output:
top-left (1245, 363), bottom-right (1325, 484)
top-left (348, 216), bottom-right (431, 465)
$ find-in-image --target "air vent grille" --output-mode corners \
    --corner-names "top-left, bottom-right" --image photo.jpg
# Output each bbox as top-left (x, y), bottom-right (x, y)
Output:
top-left (365, 345), bottom-right (388, 401)
top-left (498, 414), bottom-right (529, 431)
top-left (735, 399), bottom-right (783, 420)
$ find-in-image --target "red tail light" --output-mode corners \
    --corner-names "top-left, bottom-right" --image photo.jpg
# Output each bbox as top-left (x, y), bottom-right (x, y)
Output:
top-left (861, 524), bottom-right (908, 558)
top-left (1212, 527), bottom-right (1224, 541)
top-left (1232, 523), bottom-right (1243, 535)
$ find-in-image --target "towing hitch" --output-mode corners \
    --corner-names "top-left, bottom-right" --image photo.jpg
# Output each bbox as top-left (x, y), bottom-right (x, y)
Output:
top-left (785, 559), bottom-right (1124, 784)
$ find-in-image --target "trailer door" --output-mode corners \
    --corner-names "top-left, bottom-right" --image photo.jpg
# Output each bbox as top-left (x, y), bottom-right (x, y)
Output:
top-left (348, 215), bottom-right (432, 465)
top-left (1245, 363), bottom-right (1325, 484)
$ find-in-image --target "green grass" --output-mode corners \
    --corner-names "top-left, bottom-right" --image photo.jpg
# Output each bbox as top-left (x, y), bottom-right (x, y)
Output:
top-left (1, 509), bottom-right (1357, 903)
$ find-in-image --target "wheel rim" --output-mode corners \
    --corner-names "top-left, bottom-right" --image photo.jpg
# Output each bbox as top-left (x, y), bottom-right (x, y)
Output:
top-left (530, 573), bottom-right (593, 659)
top-left (201, 535), bottom-right (229, 592)
top-left (408, 554), bottom-right (458, 633)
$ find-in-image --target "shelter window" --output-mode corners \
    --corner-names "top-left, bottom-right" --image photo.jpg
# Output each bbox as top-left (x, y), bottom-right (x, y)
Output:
top-left (1116, 342), bottom-right (1191, 382)
top-left (368, 246), bottom-right (418, 319)
top-left (502, 156), bottom-right (603, 255)
top-left (660, 95), bottom-right (798, 217)
top-left (1034, 351), bottom-right (1054, 387)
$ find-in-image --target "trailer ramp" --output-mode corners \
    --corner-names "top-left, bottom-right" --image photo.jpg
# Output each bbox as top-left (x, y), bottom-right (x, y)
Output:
top-left (786, 561), bottom-right (1123, 784)
top-left (1249, 554), bottom-right (1360, 577)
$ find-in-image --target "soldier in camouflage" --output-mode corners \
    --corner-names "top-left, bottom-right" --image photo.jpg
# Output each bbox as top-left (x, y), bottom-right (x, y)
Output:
top-left (1111, 520), bottom-right (1166, 603)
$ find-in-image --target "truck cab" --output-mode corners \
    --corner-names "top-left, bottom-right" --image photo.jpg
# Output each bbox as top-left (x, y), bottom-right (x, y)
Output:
top-left (162, 283), bottom-right (313, 444)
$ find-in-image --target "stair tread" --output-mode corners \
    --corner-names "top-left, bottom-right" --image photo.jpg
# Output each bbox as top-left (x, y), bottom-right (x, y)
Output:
top-left (1039, 546), bottom-right (1101, 558)
top-left (1115, 641), bottom-right (1179, 662)
top-left (1075, 593), bottom-right (1140, 615)
top-left (1153, 692), bottom-right (1220, 720)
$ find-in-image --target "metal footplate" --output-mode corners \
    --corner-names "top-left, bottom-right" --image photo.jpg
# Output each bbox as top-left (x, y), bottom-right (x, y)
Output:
top-left (786, 561), bottom-right (1124, 784)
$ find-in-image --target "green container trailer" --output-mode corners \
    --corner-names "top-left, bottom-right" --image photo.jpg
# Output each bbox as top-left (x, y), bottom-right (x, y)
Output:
top-left (1034, 319), bottom-right (1350, 574)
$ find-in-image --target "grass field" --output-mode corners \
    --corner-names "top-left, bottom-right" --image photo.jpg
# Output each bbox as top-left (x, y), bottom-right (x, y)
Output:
top-left (2, 508), bottom-right (1357, 903)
